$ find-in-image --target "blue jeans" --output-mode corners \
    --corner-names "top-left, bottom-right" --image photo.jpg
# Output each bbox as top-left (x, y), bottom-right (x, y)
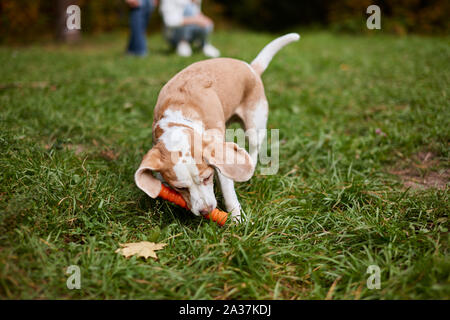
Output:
top-left (165, 24), bottom-right (213, 49)
top-left (127, 0), bottom-right (153, 56)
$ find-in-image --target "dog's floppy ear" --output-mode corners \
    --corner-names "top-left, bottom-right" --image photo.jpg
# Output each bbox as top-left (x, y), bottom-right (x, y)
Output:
top-left (135, 147), bottom-right (164, 198)
top-left (203, 141), bottom-right (254, 182)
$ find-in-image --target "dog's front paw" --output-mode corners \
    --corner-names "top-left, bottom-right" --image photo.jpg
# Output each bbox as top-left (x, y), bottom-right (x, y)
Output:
top-left (231, 214), bottom-right (242, 223)
top-left (230, 206), bottom-right (242, 224)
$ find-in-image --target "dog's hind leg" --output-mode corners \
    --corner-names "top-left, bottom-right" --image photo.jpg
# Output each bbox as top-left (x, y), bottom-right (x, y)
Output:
top-left (242, 97), bottom-right (269, 166)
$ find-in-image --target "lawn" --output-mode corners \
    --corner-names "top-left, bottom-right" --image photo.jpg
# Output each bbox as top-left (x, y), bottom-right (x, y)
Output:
top-left (0, 30), bottom-right (449, 299)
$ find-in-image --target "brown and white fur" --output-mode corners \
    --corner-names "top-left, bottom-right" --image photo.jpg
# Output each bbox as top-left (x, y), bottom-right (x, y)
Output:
top-left (135, 33), bottom-right (300, 222)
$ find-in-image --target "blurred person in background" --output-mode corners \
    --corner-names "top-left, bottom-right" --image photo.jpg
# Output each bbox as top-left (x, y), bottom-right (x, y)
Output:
top-left (160, 0), bottom-right (220, 58)
top-left (126, 0), bottom-right (158, 56)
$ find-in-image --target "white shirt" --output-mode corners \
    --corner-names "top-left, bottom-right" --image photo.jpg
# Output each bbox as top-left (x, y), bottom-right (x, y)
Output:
top-left (160, 0), bottom-right (201, 28)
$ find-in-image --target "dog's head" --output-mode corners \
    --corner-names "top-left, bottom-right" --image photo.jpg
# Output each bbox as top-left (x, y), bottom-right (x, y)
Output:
top-left (135, 125), bottom-right (254, 216)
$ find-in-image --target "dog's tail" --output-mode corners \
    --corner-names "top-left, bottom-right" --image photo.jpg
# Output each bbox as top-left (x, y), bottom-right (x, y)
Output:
top-left (250, 33), bottom-right (300, 75)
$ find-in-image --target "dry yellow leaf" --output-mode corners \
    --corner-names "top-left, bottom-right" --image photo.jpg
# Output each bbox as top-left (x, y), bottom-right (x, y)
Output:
top-left (115, 241), bottom-right (166, 259)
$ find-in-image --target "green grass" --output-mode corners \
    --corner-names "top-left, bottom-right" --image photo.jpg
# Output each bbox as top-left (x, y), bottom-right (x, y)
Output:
top-left (0, 30), bottom-right (449, 299)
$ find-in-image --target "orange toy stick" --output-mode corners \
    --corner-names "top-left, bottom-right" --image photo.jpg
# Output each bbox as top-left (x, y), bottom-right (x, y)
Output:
top-left (158, 184), bottom-right (228, 226)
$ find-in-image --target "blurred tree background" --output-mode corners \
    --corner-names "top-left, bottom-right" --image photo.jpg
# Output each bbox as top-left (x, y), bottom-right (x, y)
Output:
top-left (1, 0), bottom-right (449, 43)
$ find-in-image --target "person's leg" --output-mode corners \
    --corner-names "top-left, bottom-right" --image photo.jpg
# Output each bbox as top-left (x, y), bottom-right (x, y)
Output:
top-left (169, 24), bottom-right (219, 57)
top-left (127, 6), bottom-right (140, 55)
top-left (180, 24), bottom-right (219, 57)
top-left (193, 24), bottom-right (213, 48)
top-left (127, 0), bottom-right (152, 56)
top-left (169, 25), bottom-right (198, 57)
top-left (141, 0), bottom-right (154, 52)
top-left (165, 27), bottom-right (182, 49)
top-left (172, 24), bottom-right (207, 48)
top-left (180, 24), bottom-right (201, 44)
top-left (143, 0), bottom-right (153, 29)
top-left (199, 25), bottom-right (220, 58)
top-left (163, 26), bottom-right (192, 56)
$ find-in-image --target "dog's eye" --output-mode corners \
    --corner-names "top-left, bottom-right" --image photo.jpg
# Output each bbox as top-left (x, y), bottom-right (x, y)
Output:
top-left (174, 186), bottom-right (187, 192)
top-left (202, 174), bottom-right (213, 184)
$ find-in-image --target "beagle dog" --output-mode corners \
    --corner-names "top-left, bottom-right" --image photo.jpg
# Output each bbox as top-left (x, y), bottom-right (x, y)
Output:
top-left (135, 33), bottom-right (300, 222)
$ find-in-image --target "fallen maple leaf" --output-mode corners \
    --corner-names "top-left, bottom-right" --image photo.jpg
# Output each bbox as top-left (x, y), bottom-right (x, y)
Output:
top-left (115, 241), bottom-right (166, 259)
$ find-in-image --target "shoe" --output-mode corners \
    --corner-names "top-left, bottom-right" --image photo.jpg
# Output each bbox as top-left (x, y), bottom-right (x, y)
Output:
top-left (202, 43), bottom-right (220, 58)
top-left (176, 41), bottom-right (192, 57)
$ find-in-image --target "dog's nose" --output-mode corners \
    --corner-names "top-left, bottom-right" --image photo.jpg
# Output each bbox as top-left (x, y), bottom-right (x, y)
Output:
top-left (199, 205), bottom-right (214, 216)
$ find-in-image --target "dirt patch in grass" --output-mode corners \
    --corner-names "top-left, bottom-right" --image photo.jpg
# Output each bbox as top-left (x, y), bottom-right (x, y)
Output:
top-left (44, 141), bottom-right (86, 155)
top-left (390, 151), bottom-right (449, 190)
top-left (42, 139), bottom-right (120, 161)
top-left (99, 149), bottom-right (120, 161)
